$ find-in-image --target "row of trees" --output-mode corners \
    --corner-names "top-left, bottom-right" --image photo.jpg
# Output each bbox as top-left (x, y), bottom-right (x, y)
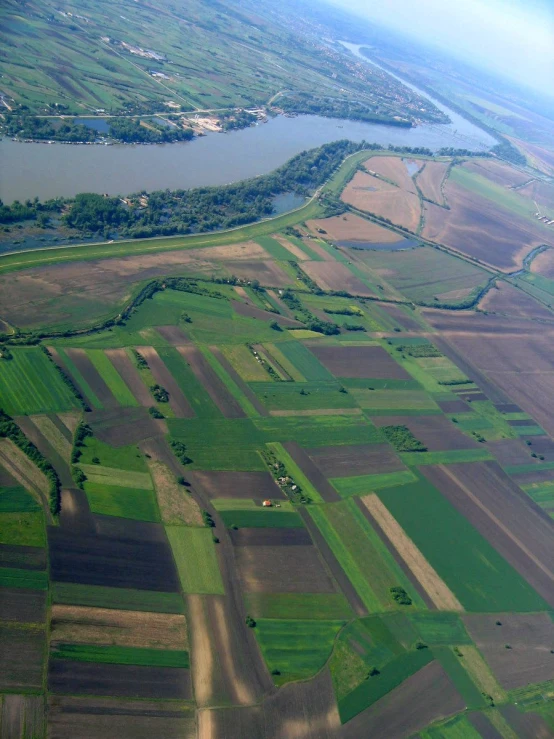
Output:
top-left (278, 93), bottom-right (413, 127)
top-left (107, 118), bottom-right (194, 143)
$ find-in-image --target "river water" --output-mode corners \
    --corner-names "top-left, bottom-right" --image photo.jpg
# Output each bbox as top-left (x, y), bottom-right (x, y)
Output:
top-left (0, 46), bottom-right (495, 204)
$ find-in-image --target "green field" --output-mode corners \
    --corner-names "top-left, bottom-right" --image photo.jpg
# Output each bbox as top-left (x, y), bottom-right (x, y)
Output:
top-left (169, 418), bottom-right (265, 470)
top-left (0, 486), bottom-right (41, 512)
top-left (254, 415), bottom-right (382, 447)
top-left (56, 348), bottom-right (103, 409)
top-left (84, 482), bottom-right (160, 521)
top-left (399, 448), bottom-right (493, 466)
top-left (0, 348), bottom-right (77, 415)
top-left (255, 236), bottom-right (300, 261)
top-left (352, 388), bottom-right (439, 412)
top-left (51, 643), bottom-right (189, 668)
top-left (432, 646), bottom-right (486, 708)
top-left (244, 593), bottom-right (353, 620)
top-left (0, 567), bottom-right (48, 590)
top-left (0, 512), bottom-right (45, 547)
top-left (157, 347), bottom-right (221, 418)
top-left (86, 350), bottom-right (139, 406)
top-left (408, 613), bottom-right (472, 645)
top-left (275, 342), bottom-right (335, 381)
top-left (249, 381), bottom-right (357, 411)
top-left (166, 526), bottom-right (224, 594)
top-left (78, 438), bottom-right (148, 472)
top-left (254, 619), bottom-right (345, 685)
top-left (521, 481), bottom-right (554, 517)
top-left (421, 714), bottom-right (483, 739)
top-left (51, 583), bottom-right (185, 613)
top-left (219, 509), bottom-right (304, 528)
top-left (331, 469), bottom-right (416, 497)
top-left (79, 464), bottom-right (153, 490)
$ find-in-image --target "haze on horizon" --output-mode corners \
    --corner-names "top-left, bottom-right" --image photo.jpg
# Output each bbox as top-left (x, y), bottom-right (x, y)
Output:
top-left (331, 0), bottom-right (554, 96)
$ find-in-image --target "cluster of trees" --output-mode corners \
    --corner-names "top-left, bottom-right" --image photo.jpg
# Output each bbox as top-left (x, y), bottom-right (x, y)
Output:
top-left (491, 138), bottom-right (526, 166)
top-left (0, 196), bottom-right (63, 226)
top-left (71, 421), bottom-right (93, 464)
top-left (64, 193), bottom-right (130, 232)
top-left (4, 114), bottom-right (97, 142)
top-left (381, 424), bottom-right (427, 452)
top-left (170, 440), bottom-right (192, 465)
top-left (280, 288), bottom-right (340, 335)
top-left (261, 448), bottom-right (310, 504)
top-left (219, 109), bottom-right (257, 131)
top-left (0, 408), bottom-right (61, 514)
top-left (107, 118), bottom-right (194, 143)
top-left (277, 92), bottom-right (413, 127)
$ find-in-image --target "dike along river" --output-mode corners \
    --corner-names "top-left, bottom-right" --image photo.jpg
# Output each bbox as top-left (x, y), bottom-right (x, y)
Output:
top-left (0, 51), bottom-right (495, 204)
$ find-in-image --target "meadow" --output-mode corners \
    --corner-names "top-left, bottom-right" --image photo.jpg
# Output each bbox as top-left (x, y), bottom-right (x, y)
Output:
top-left (166, 527), bottom-right (224, 595)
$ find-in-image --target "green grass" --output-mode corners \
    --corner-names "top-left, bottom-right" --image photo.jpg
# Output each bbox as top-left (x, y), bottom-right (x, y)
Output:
top-left (254, 619), bottom-right (345, 685)
top-left (0, 348), bottom-right (78, 415)
top-left (0, 512), bottom-right (45, 547)
top-left (219, 509), bottom-right (304, 528)
top-left (352, 388), bottom-right (439, 412)
top-left (421, 714), bottom-right (483, 739)
top-left (56, 347), bottom-right (103, 409)
top-left (51, 643), bottom-right (189, 668)
top-left (254, 415), bottom-right (382, 447)
top-left (378, 475), bottom-right (549, 612)
top-left (399, 448), bottom-right (494, 466)
top-left (432, 646), bottom-right (487, 708)
top-left (338, 648), bottom-right (434, 722)
top-left (78, 438), bottom-right (148, 473)
top-left (249, 381), bottom-right (357, 411)
top-left (331, 469), bottom-right (416, 497)
top-left (504, 460), bottom-right (554, 475)
top-left (342, 377), bottom-right (421, 390)
top-left (80, 464), bottom-right (153, 490)
top-left (169, 418), bottom-right (265, 470)
top-left (408, 613), bottom-right (472, 645)
top-left (51, 583), bottom-right (185, 613)
top-left (521, 481), bottom-right (554, 517)
top-left (0, 486), bottom-right (41, 512)
top-left (84, 482), bottom-right (159, 521)
top-left (256, 236), bottom-right (300, 261)
top-left (275, 342), bottom-right (335, 381)
top-left (515, 425), bottom-right (545, 437)
top-left (212, 498), bottom-right (294, 512)
top-left (157, 347), bottom-right (220, 418)
top-left (0, 567), bottom-right (48, 590)
top-left (244, 593), bottom-right (353, 620)
top-left (166, 526), bottom-right (224, 595)
top-left (85, 350), bottom-right (139, 406)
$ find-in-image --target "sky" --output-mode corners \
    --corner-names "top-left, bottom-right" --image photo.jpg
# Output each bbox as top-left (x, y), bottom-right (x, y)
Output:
top-left (331, 0), bottom-right (554, 94)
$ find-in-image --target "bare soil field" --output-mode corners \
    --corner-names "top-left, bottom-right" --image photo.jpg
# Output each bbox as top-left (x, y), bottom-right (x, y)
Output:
top-left (1, 695), bottom-right (44, 739)
top-left (235, 544), bottom-right (336, 593)
top-left (372, 415), bottom-right (478, 452)
top-left (467, 712), bottom-right (503, 739)
top-left (342, 171), bottom-right (421, 233)
top-left (519, 179), bottom-right (554, 217)
top-left (155, 325), bottom-right (193, 344)
top-left (90, 407), bottom-right (167, 447)
top-left (479, 282), bottom-right (554, 321)
top-left (221, 260), bottom-right (291, 287)
top-left (422, 180), bottom-right (554, 272)
top-left (463, 613), bottom-right (554, 690)
top-left (136, 346), bottom-right (195, 417)
top-left (422, 462), bottom-right (554, 606)
top-left (191, 470), bottom-right (283, 500)
top-left (307, 213), bottom-right (403, 244)
top-left (48, 660), bottom-right (191, 699)
top-left (0, 625), bottom-right (45, 690)
top-left (105, 349), bottom-right (154, 406)
top-left (341, 661), bottom-right (465, 739)
top-left (229, 528), bottom-right (312, 546)
top-left (500, 704), bottom-right (553, 739)
top-left (301, 260), bottom-right (378, 297)
top-left (525, 436), bottom-right (554, 461)
top-left (416, 161), bottom-right (449, 205)
top-left (0, 587), bottom-right (46, 623)
top-left (0, 543), bottom-right (46, 570)
top-left (57, 411), bottom-right (81, 436)
top-left (488, 439), bottom-right (536, 467)
top-left (307, 443), bottom-right (405, 477)
top-left (530, 248), bottom-right (554, 278)
top-left (364, 156), bottom-right (422, 193)
top-left (282, 441), bottom-right (341, 502)
top-left (231, 300), bottom-right (301, 327)
top-left (65, 349), bottom-right (118, 408)
top-left (378, 302), bottom-right (423, 331)
top-left (437, 399), bottom-right (470, 413)
top-left (59, 488), bottom-right (94, 534)
top-left (309, 344), bottom-right (411, 379)
top-left (176, 345), bottom-right (245, 418)
top-left (50, 605), bottom-right (187, 649)
top-left (463, 159), bottom-right (532, 188)
top-left (509, 138), bottom-right (554, 176)
top-left (47, 697), bottom-right (195, 739)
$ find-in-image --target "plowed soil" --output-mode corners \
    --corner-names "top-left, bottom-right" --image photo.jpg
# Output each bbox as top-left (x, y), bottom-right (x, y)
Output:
top-left (488, 439), bottom-right (536, 467)
top-left (307, 443), bottom-right (404, 477)
top-left (479, 282), bottom-right (554, 321)
top-left (231, 300), bottom-right (300, 327)
top-left (190, 470), bottom-right (283, 500)
top-left (90, 407), bottom-right (167, 447)
top-left (301, 261), bottom-right (378, 297)
top-left (341, 170), bottom-right (421, 232)
top-left (364, 156), bottom-right (422, 193)
top-left (307, 213), bottom-right (402, 244)
top-left (155, 325), bottom-right (192, 345)
top-left (0, 588), bottom-right (46, 623)
top-left (372, 415), bottom-right (478, 452)
top-left (282, 441), bottom-right (341, 502)
top-left (416, 161), bottom-right (449, 205)
top-left (135, 346), bottom-right (195, 417)
top-left (221, 260), bottom-right (291, 287)
top-left (235, 545), bottom-right (336, 593)
top-left (308, 344), bottom-right (410, 379)
top-left (105, 349), bottom-right (154, 406)
top-left (211, 347), bottom-right (269, 416)
top-left (229, 528), bottom-right (312, 546)
top-left (463, 159), bottom-right (532, 188)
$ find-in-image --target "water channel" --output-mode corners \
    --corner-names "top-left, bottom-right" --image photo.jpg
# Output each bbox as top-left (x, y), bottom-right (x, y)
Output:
top-left (0, 46), bottom-right (495, 204)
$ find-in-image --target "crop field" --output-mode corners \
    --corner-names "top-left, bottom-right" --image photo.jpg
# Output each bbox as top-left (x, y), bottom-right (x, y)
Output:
top-left (84, 482), bottom-right (160, 521)
top-left (51, 583), bottom-right (185, 613)
top-left (166, 527), bottom-right (224, 595)
top-left (244, 592), bottom-right (353, 620)
top-left (86, 350), bottom-right (139, 407)
top-left (274, 341), bottom-right (334, 381)
top-left (250, 380), bottom-right (358, 411)
top-left (341, 170), bottom-right (422, 232)
top-left (416, 161), bottom-right (450, 205)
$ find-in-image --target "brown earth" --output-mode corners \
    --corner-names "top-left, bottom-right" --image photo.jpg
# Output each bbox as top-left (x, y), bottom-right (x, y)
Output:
top-left (467, 712), bottom-right (503, 739)
top-left (105, 349), bottom-right (154, 406)
top-left (512, 468), bottom-right (554, 486)
top-left (479, 282), bottom-right (554, 321)
top-left (364, 156), bottom-right (422, 193)
top-left (372, 415), bottom-right (478, 452)
top-left (29, 415), bottom-right (72, 461)
top-left (57, 411), bottom-right (81, 436)
top-left (437, 399), bottom-right (470, 413)
top-left (0, 625), bottom-right (45, 691)
top-left (229, 528), bottom-right (312, 547)
top-left (463, 613), bottom-right (554, 690)
top-left (463, 159), bottom-right (532, 188)
top-left (89, 407), bottom-right (167, 447)
top-left (307, 443), bottom-right (405, 477)
top-left (307, 213), bottom-right (402, 244)
top-left (341, 170), bottom-right (421, 232)
top-left (308, 344), bottom-right (411, 379)
top-left (341, 660), bottom-right (465, 739)
top-left (231, 299), bottom-right (301, 327)
top-left (47, 696), bottom-right (195, 739)
top-left (530, 248), bottom-right (554, 278)
top-left (301, 260), bottom-right (379, 297)
top-left (65, 349), bottom-right (118, 407)
top-left (488, 439), bottom-right (537, 467)
top-left (519, 179), bottom-right (554, 217)
top-left (378, 302), bottom-right (423, 331)
top-left (271, 234), bottom-right (310, 261)
top-left (416, 161), bottom-right (449, 205)
top-left (176, 345), bottom-right (245, 418)
top-left (221, 260), bottom-right (291, 287)
top-left (500, 704), bottom-right (553, 739)
top-left (1, 695), bottom-right (44, 739)
top-left (282, 441), bottom-right (341, 502)
top-left (524, 435), bottom-right (554, 461)
top-left (155, 325), bottom-right (192, 345)
top-left (235, 544), bottom-right (337, 593)
top-left (50, 605), bottom-right (188, 649)
top-left (189, 470), bottom-right (283, 500)
top-left (422, 462), bottom-right (554, 607)
top-left (508, 138), bottom-right (554, 176)
top-left (135, 346), bottom-right (195, 417)
top-left (0, 588), bottom-right (46, 624)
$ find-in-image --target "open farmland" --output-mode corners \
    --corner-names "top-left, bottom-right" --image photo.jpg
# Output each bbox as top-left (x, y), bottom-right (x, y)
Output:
top-left (415, 161), bottom-right (450, 205)
top-left (307, 213), bottom-right (412, 249)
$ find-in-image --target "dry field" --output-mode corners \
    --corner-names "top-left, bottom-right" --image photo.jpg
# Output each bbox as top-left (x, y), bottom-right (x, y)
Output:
top-left (155, 325), bottom-right (192, 345)
top-left (1, 695), bottom-right (45, 739)
top-left (308, 344), bottom-right (411, 379)
top-left (29, 415), bottom-right (72, 461)
top-left (463, 159), bottom-right (531, 188)
top-left (500, 704), bottom-right (553, 739)
top-left (364, 156), bottom-right (423, 193)
top-left (530, 248), bottom-right (554, 278)
top-left (147, 459), bottom-right (203, 526)
top-left (372, 415), bottom-right (477, 452)
top-left (416, 161), bottom-right (449, 205)
top-left (307, 443), bottom-right (405, 477)
top-left (136, 346), bottom-right (195, 417)
top-left (0, 437), bottom-right (49, 508)
top-left (300, 260), bottom-right (378, 296)
top-left (231, 299), bottom-right (300, 327)
top-left (0, 588), bottom-right (46, 624)
top-left (271, 234), bottom-right (309, 261)
top-left (191, 470), bottom-right (283, 500)
top-left (341, 171), bottom-right (421, 233)
top-left (90, 407), bottom-right (167, 447)
top-left (518, 179), bottom-right (554, 217)
top-left (479, 282), bottom-right (554, 321)
top-left (307, 213), bottom-right (403, 244)
top-left (488, 439), bottom-right (537, 467)
top-left (221, 260), bottom-right (291, 287)
top-left (509, 137), bottom-right (554, 176)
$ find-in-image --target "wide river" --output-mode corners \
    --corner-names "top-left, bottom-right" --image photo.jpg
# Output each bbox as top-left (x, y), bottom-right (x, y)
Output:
top-left (0, 44), bottom-right (495, 204)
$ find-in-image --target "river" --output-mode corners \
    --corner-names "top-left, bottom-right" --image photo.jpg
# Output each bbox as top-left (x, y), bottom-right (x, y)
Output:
top-left (0, 47), bottom-right (495, 204)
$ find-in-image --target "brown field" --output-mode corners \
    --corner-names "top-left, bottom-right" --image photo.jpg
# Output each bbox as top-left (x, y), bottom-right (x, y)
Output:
top-left (272, 234), bottom-right (310, 261)
top-left (235, 544), bottom-right (336, 593)
top-left (50, 605), bottom-right (188, 649)
top-left (500, 704), bottom-right (553, 739)
top-left (57, 411), bottom-right (81, 436)
top-left (361, 494), bottom-right (464, 611)
top-left (530, 248), bottom-right (554, 278)
top-left (1, 695), bottom-right (44, 739)
top-left (0, 542), bottom-right (46, 571)
top-left (17, 415), bottom-right (73, 488)
top-left (105, 349), bottom-right (155, 406)
top-left (147, 459), bottom-right (203, 526)
top-left (29, 414), bottom-right (72, 461)
top-left (518, 179), bottom-right (554, 218)
top-left (422, 178), bottom-right (554, 272)
top-left (48, 660), bottom-right (191, 699)
top-left (372, 415), bottom-right (478, 452)
top-left (155, 325), bottom-right (192, 345)
top-left (308, 344), bottom-right (410, 379)
top-left (47, 696), bottom-right (195, 739)
top-left (221, 260), bottom-right (291, 287)
top-left (135, 347), bottom-right (195, 418)
top-left (378, 302), bottom-right (423, 331)
top-left (437, 399), bottom-right (470, 413)
top-left (301, 260), bottom-right (378, 297)
top-left (0, 624), bottom-right (45, 691)
top-left (342, 171), bottom-right (421, 232)
top-left (422, 463), bottom-right (554, 607)
top-left (58, 488), bottom-right (94, 534)
top-left (176, 345), bottom-right (245, 418)
top-left (90, 407), bottom-right (167, 447)
top-left (0, 437), bottom-right (49, 507)
top-left (509, 137), bottom-right (554, 176)
top-left (307, 213), bottom-right (402, 244)
top-left (65, 349), bottom-right (118, 407)
top-left (0, 463), bottom-right (18, 487)
top-left (416, 161), bottom-right (449, 205)
top-left (463, 613), bottom-right (554, 690)
top-left (307, 443), bottom-right (405, 477)
top-left (230, 528), bottom-right (312, 546)
top-left (231, 299), bottom-right (301, 327)
top-left (488, 439), bottom-right (537, 467)
top-left (364, 156), bottom-right (422, 193)
top-left (282, 441), bottom-right (341, 502)
top-left (191, 470), bottom-right (283, 500)
top-left (0, 587), bottom-right (46, 624)
top-left (479, 282), bottom-right (554, 321)
top-left (524, 435), bottom-right (554, 461)
top-left (341, 661), bottom-right (465, 739)
top-left (463, 159), bottom-right (532, 189)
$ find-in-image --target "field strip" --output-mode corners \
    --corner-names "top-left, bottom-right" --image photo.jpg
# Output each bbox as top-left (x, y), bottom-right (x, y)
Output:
top-left (360, 494), bottom-right (464, 611)
top-left (456, 645), bottom-right (507, 703)
top-left (437, 465), bottom-right (554, 584)
top-left (29, 415), bottom-right (72, 461)
top-left (0, 438), bottom-right (49, 506)
top-left (187, 595), bottom-right (214, 707)
top-left (269, 408), bottom-right (363, 417)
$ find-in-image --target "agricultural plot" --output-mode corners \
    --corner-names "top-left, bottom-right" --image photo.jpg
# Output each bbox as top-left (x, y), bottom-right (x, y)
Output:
top-left (308, 344), bottom-right (411, 379)
top-left (244, 592), bottom-right (353, 620)
top-left (86, 350), bottom-right (139, 407)
top-left (301, 260), bottom-right (379, 297)
top-left (250, 380), bottom-right (358, 412)
top-left (83, 482), bottom-right (160, 522)
top-left (0, 348), bottom-right (77, 415)
top-left (166, 526), bottom-right (224, 595)
top-left (51, 583), bottom-right (184, 613)
top-left (307, 213), bottom-right (410, 249)
top-left (221, 344), bottom-right (270, 382)
top-left (416, 161), bottom-right (450, 205)
top-left (148, 460), bottom-right (203, 526)
top-left (372, 415), bottom-right (477, 452)
top-left (307, 443), bottom-right (405, 478)
top-left (0, 587), bottom-right (46, 623)
top-left (0, 624), bottom-right (45, 691)
top-left (274, 341), bottom-right (334, 381)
